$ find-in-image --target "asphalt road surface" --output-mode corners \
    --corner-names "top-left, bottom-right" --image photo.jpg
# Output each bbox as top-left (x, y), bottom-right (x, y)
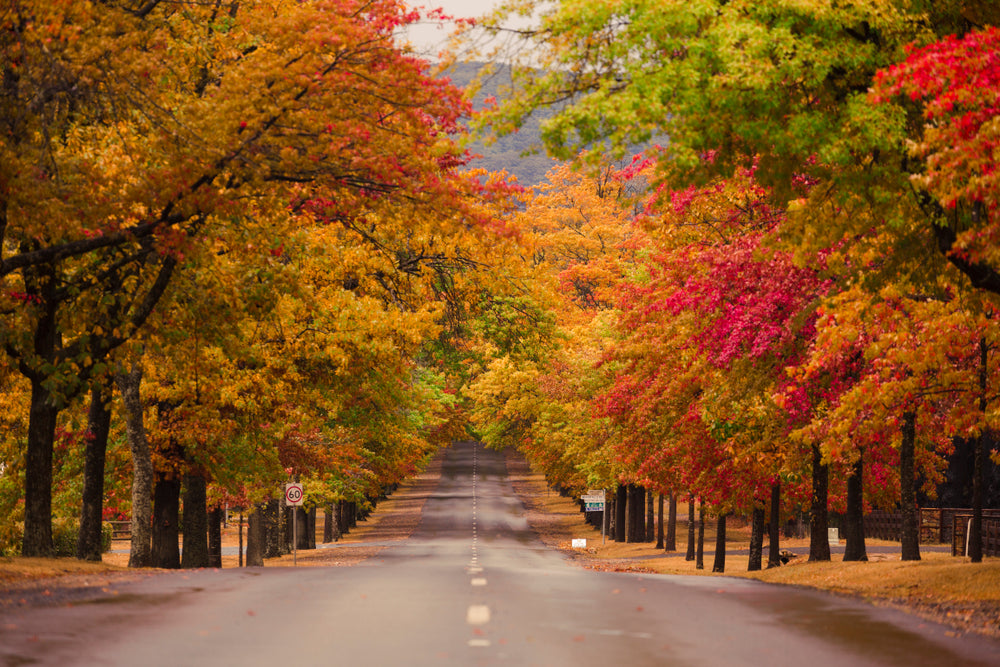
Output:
top-left (3, 441), bottom-right (999, 666)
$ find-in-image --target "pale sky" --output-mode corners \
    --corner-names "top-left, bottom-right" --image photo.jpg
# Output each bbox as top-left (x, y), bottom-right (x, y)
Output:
top-left (402, 1), bottom-right (537, 59)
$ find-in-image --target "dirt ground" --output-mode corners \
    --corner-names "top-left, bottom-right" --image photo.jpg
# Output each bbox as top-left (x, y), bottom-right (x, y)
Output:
top-left (0, 453), bottom-right (444, 608)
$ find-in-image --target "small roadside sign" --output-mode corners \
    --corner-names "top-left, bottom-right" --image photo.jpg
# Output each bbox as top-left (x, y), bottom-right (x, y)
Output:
top-left (285, 482), bottom-right (304, 506)
top-left (582, 493), bottom-right (605, 512)
top-left (581, 490), bottom-right (607, 545)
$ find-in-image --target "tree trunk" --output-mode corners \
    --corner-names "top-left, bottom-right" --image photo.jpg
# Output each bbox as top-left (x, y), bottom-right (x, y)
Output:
top-left (615, 486), bottom-right (627, 542)
top-left (181, 472), bottom-right (209, 568)
top-left (748, 505), bottom-right (765, 572)
top-left (843, 451), bottom-right (868, 562)
top-left (151, 475), bottom-right (181, 569)
top-left (655, 493), bottom-right (664, 549)
top-left (238, 509), bottom-right (244, 567)
top-left (338, 500), bottom-right (349, 537)
top-left (264, 498), bottom-right (281, 558)
top-left (208, 506), bottom-right (223, 568)
top-left (685, 496), bottom-right (695, 561)
top-left (971, 338), bottom-right (989, 563)
top-left (900, 411), bottom-right (921, 561)
top-left (767, 482), bottom-right (782, 568)
top-left (334, 501), bottom-right (344, 541)
top-left (712, 513), bottom-right (727, 573)
top-left (666, 493), bottom-right (677, 551)
top-left (971, 431), bottom-right (987, 562)
top-left (695, 499), bottom-right (705, 570)
top-left (22, 375), bottom-right (59, 557)
top-left (77, 382), bottom-right (113, 561)
top-left (323, 503), bottom-right (335, 543)
top-left (246, 504), bottom-right (265, 567)
top-left (293, 507), bottom-right (311, 550)
top-left (646, 490), bottom-right (655, 542)
top-left (625, 485), bottom-right (637, 542)
top-left (307, 507), bottom-right (317, 549)
top-left (338, 500), bottom-right (346, 536)
top-left (117, 362), bottom-right (153, 568)
top-left (603, 492), bottom-right (612, 539)
top-left (808, 443), bottom-right (831, 562)
top-left (21, 291), bottom-right (60, 558)
top-left (284, 507), bottom-right (294, 553)
top-left (627, 485), bottom-right (645, 543)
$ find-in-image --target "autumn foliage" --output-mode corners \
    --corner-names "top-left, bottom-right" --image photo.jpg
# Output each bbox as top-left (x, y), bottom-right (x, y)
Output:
top-left (3, 0), bottom-right (1000, 570)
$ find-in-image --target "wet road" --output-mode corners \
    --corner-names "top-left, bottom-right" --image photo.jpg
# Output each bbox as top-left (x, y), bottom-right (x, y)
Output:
top-left (3, 441), bottom-right (999, 666)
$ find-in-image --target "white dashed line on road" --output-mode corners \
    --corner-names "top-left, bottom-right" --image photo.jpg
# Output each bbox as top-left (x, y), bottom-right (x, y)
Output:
top-left (467, 605), bottom-right (491, 625)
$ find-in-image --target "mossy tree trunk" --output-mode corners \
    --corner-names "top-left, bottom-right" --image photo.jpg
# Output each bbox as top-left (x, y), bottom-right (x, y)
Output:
top-left (118, 363), bottom-right (154, 568)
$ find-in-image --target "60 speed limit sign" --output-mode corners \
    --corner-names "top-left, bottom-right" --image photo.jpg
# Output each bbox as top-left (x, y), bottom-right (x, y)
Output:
top-left (285, 482), bottom-right (304, 506)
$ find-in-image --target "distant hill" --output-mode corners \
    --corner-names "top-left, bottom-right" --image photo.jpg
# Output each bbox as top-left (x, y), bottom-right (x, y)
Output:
top-left (443, 62), bottom-right (560, 188)
top-left (441, 62), bottom-right (661, 188)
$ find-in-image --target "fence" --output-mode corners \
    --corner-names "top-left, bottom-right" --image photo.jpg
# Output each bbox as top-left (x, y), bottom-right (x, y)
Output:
top-left (105, 520), bottom-right (131, 540)
top-left (950, 515), bottom-right (1000, 557)
top-left (864, 508), bottom-right (1000, 557)
top-left (864, 511), bottom-right (903, 541)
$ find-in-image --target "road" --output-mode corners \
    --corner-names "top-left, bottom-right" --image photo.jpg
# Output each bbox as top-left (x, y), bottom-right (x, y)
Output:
top-left (3, 440), bottom-right (999, 666)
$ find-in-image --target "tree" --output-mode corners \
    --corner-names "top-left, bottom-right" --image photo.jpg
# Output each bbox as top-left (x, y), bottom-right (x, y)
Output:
top-left (872, 26), bottom-right (1000, 295)
top-left (2, 0), bottom-right (494, 556)
top-left (598, 165), bottom-right (827, 565)
top-left (464, 158), bottom-right (643, 496)
top-left (469, 1), bottom-right (1000, 564)
top-left (474, 2), bottom-right (998, 286)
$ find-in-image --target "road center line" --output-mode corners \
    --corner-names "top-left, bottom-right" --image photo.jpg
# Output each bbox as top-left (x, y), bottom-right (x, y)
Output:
top-left (466, 605), bottom-right (491, 625)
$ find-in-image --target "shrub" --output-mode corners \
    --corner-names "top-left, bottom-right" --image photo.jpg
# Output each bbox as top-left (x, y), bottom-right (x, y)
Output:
top-left (0, 519), bottom-right (112, 557)
top-left (51, 518), bottom-right (113, 556)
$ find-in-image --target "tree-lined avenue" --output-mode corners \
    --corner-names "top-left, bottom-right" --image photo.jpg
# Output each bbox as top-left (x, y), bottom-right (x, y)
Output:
top-left (2, 441), bottom-right (999, 666)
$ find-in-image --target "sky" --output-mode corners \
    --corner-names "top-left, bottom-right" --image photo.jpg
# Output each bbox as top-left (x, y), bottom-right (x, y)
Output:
top-left (402, 1), bottom-right (536, 58)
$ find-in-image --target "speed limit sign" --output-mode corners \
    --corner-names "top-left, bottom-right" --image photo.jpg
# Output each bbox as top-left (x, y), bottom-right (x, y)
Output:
top-left (285, 482), bottom-right (304, 506)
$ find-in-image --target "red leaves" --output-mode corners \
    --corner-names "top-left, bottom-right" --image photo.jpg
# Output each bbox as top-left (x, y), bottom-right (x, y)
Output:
top-left (872, 27), bottom-right (1000, 209)
top-left (7, 291), bottom-right (42, 305)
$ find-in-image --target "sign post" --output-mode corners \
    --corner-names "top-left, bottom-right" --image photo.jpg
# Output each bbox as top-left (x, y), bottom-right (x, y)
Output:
top-left (582, 490), bottom-right (607, 545)
top-left (285, 482), bottom-right (304, 566)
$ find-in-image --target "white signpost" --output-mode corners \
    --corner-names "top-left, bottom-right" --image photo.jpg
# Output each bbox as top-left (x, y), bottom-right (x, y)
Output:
top-left (581, 489), bottom-right (607, 545)
top-left (285, 482), bottom-right (304, 566)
